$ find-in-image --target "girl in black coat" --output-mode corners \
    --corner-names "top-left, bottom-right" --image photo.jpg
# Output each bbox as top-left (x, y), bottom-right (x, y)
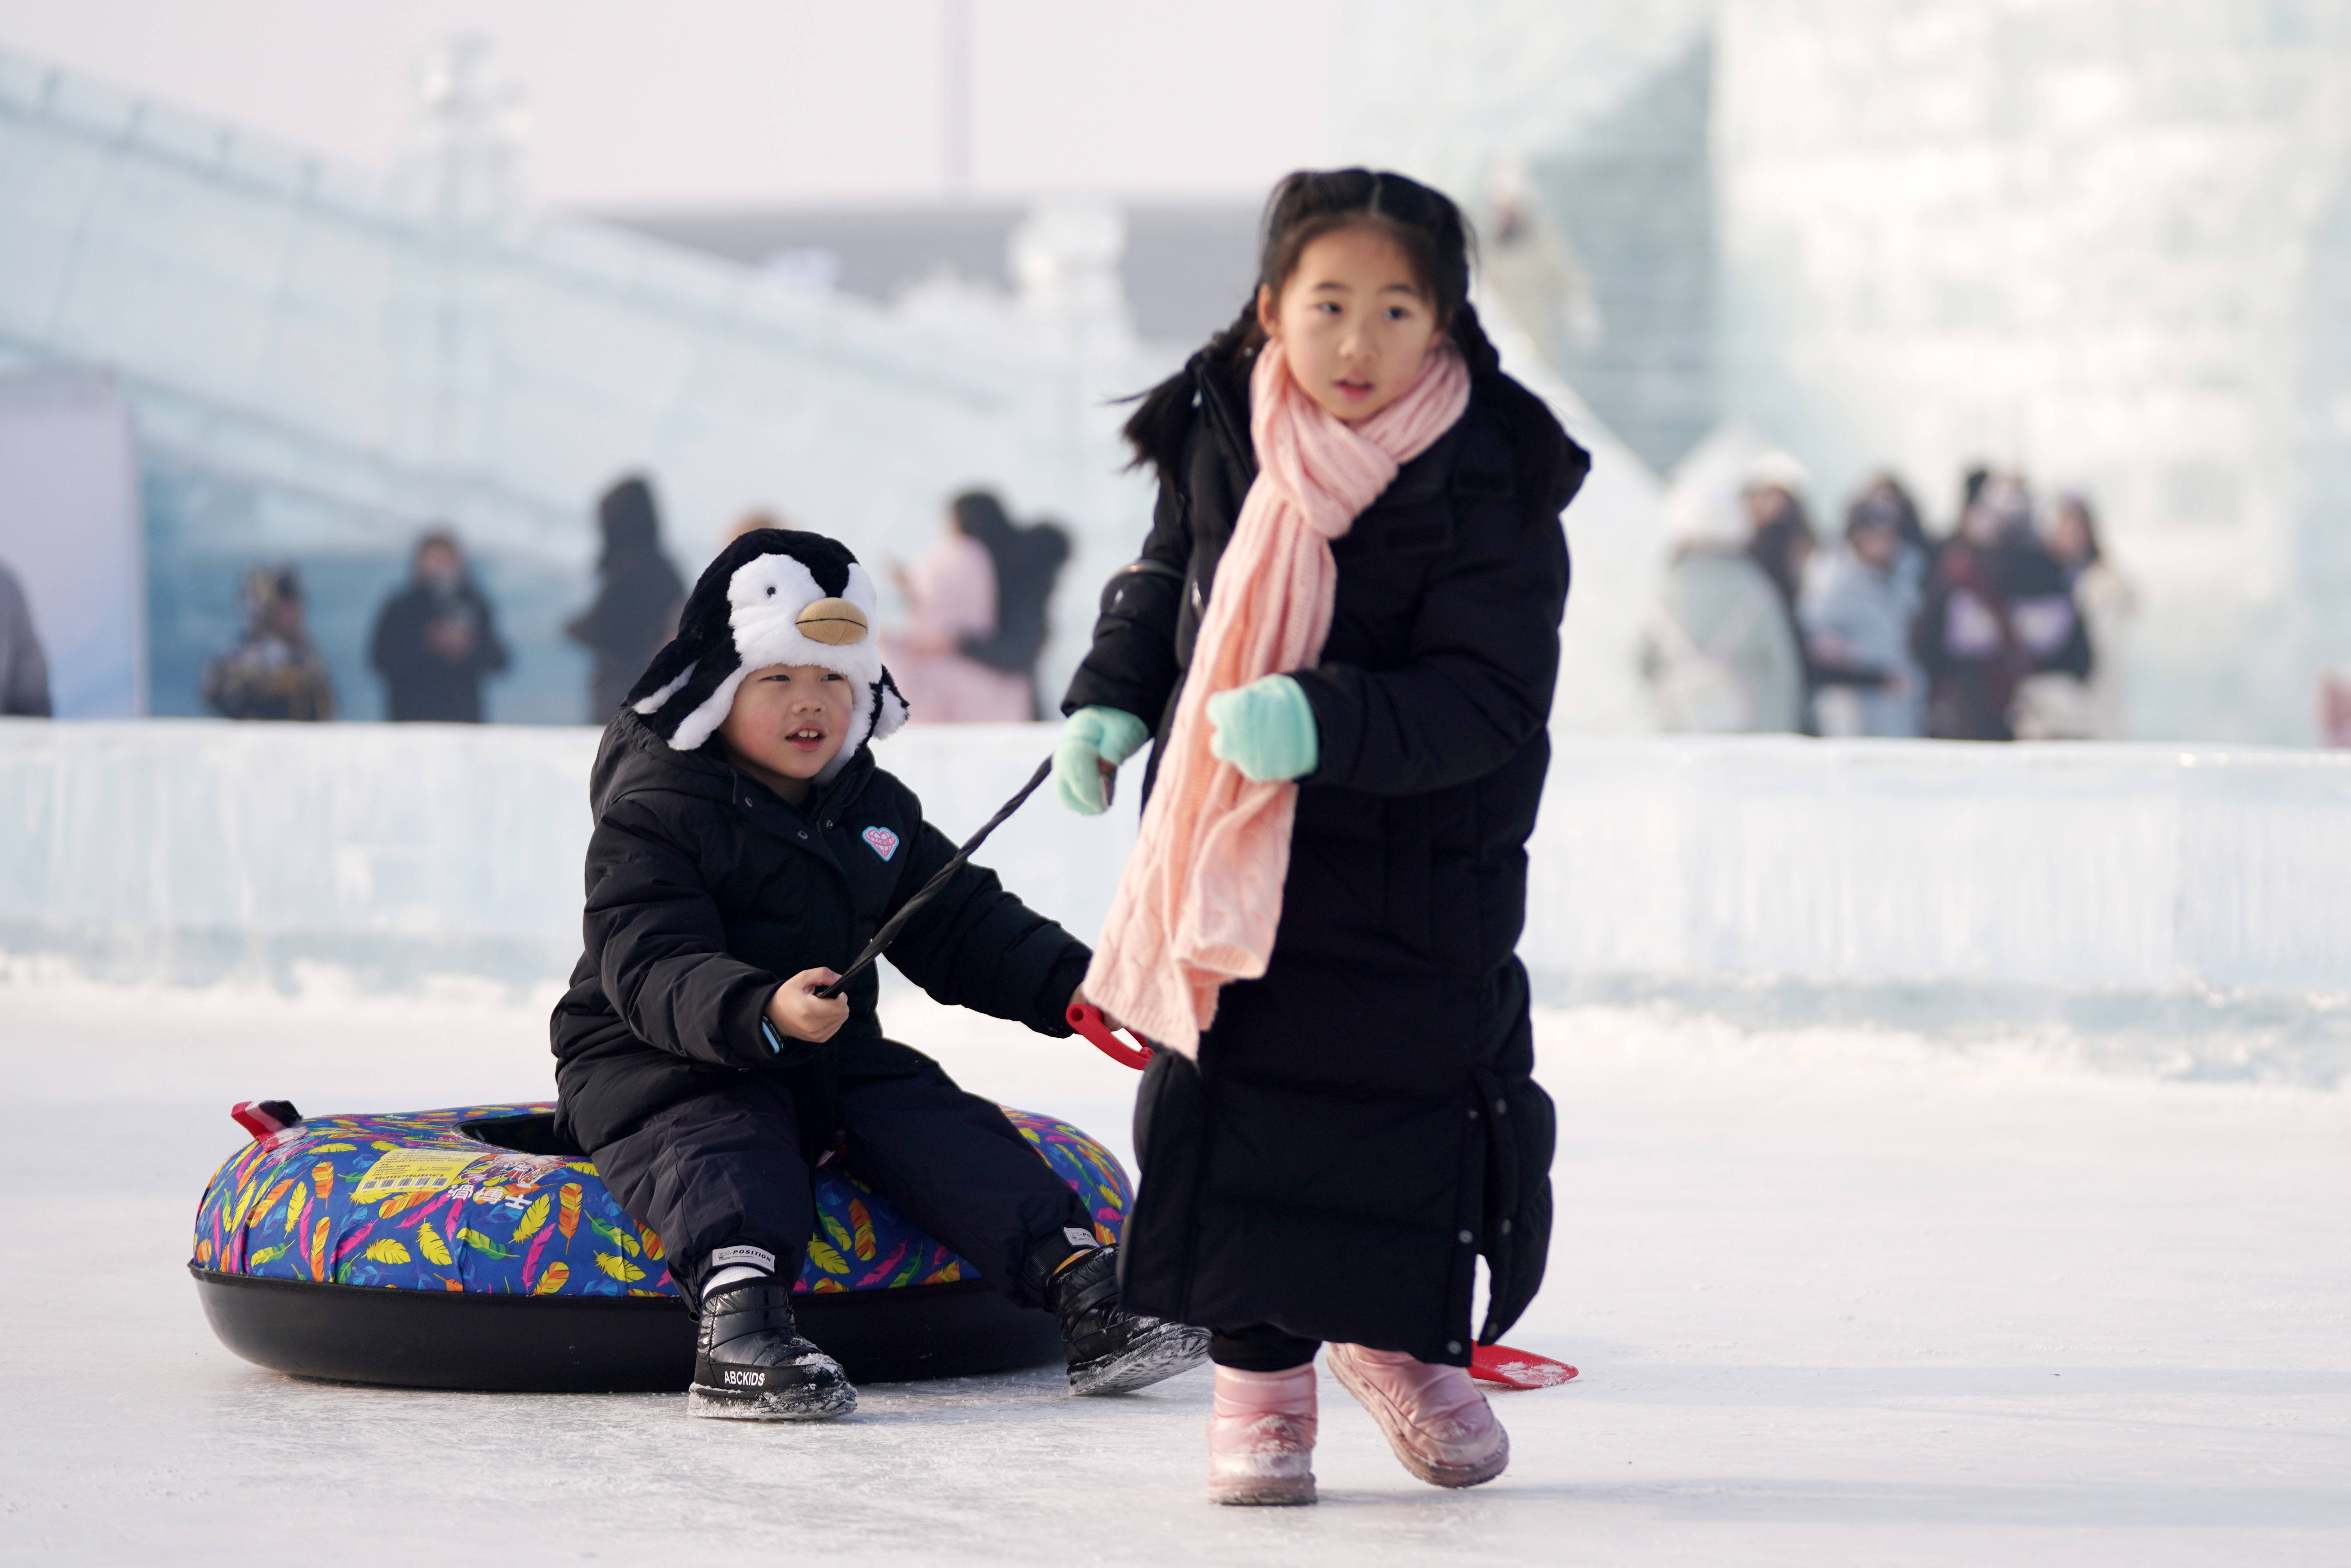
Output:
top-left (1056, 171), bottom-right (1588, 1504)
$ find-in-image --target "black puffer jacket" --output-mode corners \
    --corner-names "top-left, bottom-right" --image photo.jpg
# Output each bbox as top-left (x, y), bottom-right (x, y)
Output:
top-left (369, 579), bottom-right (509, 723)
top-left (550, 712), bottom-right (1091, 1153)
top-left (1065, 345), bottom-right (1588, 1360)
top-left (1912, 535), bottom-right (2093, 741)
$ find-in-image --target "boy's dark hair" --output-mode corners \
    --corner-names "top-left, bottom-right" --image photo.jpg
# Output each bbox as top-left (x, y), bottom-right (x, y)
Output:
top-left (1122, 168), bottom-right (1514, 480)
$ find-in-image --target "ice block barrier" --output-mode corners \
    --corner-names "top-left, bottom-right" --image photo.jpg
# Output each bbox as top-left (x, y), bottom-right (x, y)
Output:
top-left (2, 719), bottom-right (2348, 1006)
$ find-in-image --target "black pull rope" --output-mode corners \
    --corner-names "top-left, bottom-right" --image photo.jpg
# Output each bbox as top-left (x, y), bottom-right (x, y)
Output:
top-left (814, 756), bottom-right (1055, 999)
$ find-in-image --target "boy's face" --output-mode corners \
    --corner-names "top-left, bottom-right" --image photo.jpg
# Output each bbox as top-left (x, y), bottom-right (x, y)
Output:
top-left (720, 663), bottom-right (855, 788)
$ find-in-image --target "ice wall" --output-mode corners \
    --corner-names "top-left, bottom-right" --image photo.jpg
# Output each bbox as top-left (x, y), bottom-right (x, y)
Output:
top-left (6, 718), bottom-right (2347, 1007)
top-left (1526, 737), bottom-right (2351, 999)
top-left (1335, 0), bottom-right (2351, 747)
top-left (1333, 2), bottom-right (1717, 200)
top-left (0, 44), bottom-right (1672, 736)
top-left (0, 49), bottom-right (1161, 724)
top-left (1711, 0), bottom-right (2351, 745)
top-left (1336, 3), bottom-right (1721, 476)
top-left (0, 368), bottom-right (143, 716)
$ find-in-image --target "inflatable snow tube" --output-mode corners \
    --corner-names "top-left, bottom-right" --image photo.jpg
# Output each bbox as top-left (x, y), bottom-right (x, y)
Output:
top-left (189, 1101), bottom-right (1131, 1392)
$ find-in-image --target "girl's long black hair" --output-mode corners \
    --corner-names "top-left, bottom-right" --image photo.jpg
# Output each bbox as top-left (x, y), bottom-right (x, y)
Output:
top-left (1121, 168), bottom-right (1582, 511)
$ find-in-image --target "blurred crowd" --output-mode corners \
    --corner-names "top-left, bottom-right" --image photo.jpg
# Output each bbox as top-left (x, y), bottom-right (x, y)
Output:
top-left (168, 473), bottom-right (1068, 729)
top-left (10, 454), bottom-right (2331, 747)
top-left (1641, 456), bottom-right (2133, 742)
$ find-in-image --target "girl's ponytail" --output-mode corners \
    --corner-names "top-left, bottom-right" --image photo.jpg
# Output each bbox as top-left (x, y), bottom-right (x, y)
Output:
top-left (1447, 299), bottom-right (1503, 379)
top-left (1121, 294), bottom-right (1259, 484)
top-left (1445, 298), bottom-right (1589, 520)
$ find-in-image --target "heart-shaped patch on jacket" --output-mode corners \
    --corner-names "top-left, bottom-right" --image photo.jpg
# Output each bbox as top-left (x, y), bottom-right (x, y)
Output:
top-left (861, 826), bottom-right (899, 861)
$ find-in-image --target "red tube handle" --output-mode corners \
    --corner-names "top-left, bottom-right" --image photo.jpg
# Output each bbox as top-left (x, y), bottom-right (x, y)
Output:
top-left (1067, 1001), bottom-right (1154, 1070)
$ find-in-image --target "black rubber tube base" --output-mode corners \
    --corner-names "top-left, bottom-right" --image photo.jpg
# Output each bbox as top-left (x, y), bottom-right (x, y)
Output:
top-left (191, 1266), bottom-right (1064, 1392)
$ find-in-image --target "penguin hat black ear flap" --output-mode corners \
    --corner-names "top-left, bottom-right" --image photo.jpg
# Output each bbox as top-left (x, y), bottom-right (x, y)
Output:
top-left (624, 600), bottom-right (738, 740)
top-left (623, 526), bottom-right (787, 734)
top-left (870, 665), bottom-right (910, 742)
top-left (628, 634), bottom-right (737, 745)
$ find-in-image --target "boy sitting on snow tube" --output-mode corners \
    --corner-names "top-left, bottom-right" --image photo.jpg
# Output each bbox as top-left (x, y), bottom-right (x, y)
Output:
top-left (549, 528), bottom-right (1207, 1420)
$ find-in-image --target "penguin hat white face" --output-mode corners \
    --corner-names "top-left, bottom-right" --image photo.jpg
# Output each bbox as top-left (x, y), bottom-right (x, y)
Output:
top-left (626, 529), bottom-right (908, 773)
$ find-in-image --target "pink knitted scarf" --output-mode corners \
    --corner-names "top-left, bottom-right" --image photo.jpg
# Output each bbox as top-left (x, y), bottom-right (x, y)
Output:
top-left (1084, 339), bottom-right (1471, 1058)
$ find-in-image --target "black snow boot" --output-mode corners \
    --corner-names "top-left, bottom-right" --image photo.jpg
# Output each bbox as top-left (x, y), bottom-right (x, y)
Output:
top-left (687, 1279), bottom-right (857, 1421)
top-left (1043, 1244), bottom-right (1210, 1397)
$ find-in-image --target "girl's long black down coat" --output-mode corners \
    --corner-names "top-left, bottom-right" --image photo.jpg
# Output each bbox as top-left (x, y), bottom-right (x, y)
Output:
top-left (1065, 343), bottom-right (1588, 1362)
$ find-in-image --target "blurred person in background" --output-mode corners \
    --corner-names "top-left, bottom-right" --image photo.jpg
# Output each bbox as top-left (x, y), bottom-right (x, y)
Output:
top-left (1911, 472), bottom-right (2089, 741)
top-left (882, 492), bottom-right (1033, 722)
top-left (1801, 494), bottom-right (1925, 737)
top-left (1955, 465), bottom-right (1992, 531)
top-left (0, 556), bottom-right (53, 716)
top-left (2323, 675), bottom-right (2351, 747)
top-left (202, 565), bottom-right (335, 721)
top-left (720, 509), bottom-right (787, 549)
top-left (1853, 473), bottom-right (1933, 601)
top-left (1641, 465), bottom-right (1806, 733)
top-left (369, 528), bottom-right (509, 723)
top-left (2042, 491), bottom-right (2135, 740)
top-left (567, 475), bottom-right (686, 723)
top-left (1743, 461), bottom-right (1816, 622)
top-left (1742, 456), bottom-right (1820, 731)
top-left (949, 490), bottom-right (1070, 719)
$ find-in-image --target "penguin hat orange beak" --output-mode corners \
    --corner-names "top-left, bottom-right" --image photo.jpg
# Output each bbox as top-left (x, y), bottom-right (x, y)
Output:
top-left (795, 597), bottom-right (869, 645)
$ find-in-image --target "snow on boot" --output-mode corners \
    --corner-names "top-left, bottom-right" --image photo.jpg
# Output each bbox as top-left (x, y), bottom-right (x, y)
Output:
top-left (1325, 1342), bottom-right (1508, 1488)
top-left (1206, 1363), bottom-right (1318, 1507)
top-left (686, 1280), bottom-right (857, 1421)
top-left (1048, 1244), bottom-right (1211, 1396)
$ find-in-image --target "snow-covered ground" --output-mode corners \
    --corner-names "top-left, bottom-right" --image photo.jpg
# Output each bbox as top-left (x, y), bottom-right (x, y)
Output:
top-left (3, 971), bottom-right (2344, 1565)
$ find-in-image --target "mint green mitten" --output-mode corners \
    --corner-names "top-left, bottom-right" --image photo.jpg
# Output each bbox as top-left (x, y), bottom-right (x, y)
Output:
top-left (1205, 675), bottom-right (1319, 783)
top-left (1053, 706), bottom-right (1150, 815)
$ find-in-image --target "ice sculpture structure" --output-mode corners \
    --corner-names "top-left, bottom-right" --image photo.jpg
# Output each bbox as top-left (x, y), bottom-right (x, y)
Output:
top-left (0, 46), bottom-right (1160, 723)
top-left (1339, 0), bottom-right (2351, 745)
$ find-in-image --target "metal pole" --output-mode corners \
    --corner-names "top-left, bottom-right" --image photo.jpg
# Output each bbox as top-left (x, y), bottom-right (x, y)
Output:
top-left (942, 0), bottom-right (973, 196)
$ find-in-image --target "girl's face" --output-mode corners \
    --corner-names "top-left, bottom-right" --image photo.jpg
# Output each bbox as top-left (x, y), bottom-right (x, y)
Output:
top-left (720, 663), bottom-right (854, 797)
top-left (1257, 224), bottom-right (1444, 424)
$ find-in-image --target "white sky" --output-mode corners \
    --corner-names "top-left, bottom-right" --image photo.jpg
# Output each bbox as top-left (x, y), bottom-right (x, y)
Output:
top-left (0, 0), bottom-right (1340, 208)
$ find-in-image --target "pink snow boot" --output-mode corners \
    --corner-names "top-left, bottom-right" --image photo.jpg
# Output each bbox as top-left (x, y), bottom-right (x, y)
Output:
top-left (1205, 1364), bottom-right (1318, 1506)
top-left (1325, 1342), bottom-right (1509, 1488)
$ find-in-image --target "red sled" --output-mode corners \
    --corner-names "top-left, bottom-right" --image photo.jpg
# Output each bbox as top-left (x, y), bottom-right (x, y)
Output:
top-left (1470, 1343), bottom-right (1578, 1389)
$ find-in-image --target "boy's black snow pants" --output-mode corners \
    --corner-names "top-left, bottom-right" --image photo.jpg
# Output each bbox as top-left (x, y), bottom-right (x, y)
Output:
top-left (590, 1057), bottom-right (1091, 1306)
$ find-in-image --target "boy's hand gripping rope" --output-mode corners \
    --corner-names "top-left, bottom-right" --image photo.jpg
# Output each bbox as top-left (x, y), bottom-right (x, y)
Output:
top-left (812, 758), bottom-right (1153, 1070)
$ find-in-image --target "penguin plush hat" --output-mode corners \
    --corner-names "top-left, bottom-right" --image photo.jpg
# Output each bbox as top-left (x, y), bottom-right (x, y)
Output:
top-left (625, 529), bottom-right (908, 774)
